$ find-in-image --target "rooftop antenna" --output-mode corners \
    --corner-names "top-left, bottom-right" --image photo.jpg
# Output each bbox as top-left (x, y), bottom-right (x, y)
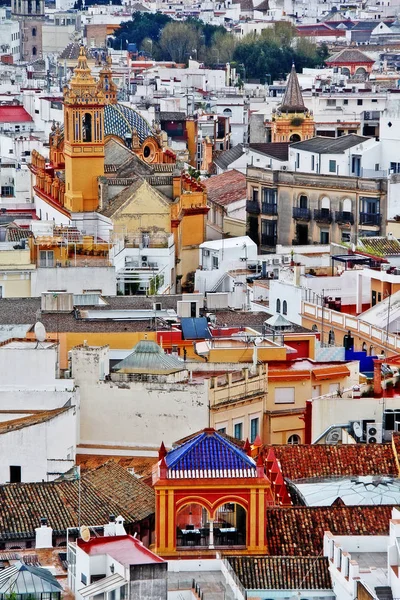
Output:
top-left (34, 321), bottom-right (47, 348)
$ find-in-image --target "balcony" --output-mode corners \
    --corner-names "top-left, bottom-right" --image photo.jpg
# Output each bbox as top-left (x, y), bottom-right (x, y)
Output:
top-left (246, 200), bottom-right (260, 215)
top-left (314, 209), bottom-right (333, 224)
top-left (293, 207), bottom-right (311, 221)
top-left (261, 234), bottom-right (277, 247)
top-left (335, 211), bottom-right (354, 225)
top-left (261, 203), bottom-right (277, 215)
top-left (359, 212), bottom-right (381, 226)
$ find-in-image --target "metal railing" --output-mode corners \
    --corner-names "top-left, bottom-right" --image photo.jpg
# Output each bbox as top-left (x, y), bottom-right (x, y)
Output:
top-left (293, 207), bottom-right (311, 220)
top-left (359, 212), bottom-right (381, 225)
top-left (335, 211), bottom-right (354, 225)
top-left (261, 234), bottom-right (277, 247)
top-left (314, 209), bottom-right (333, 223)
top-left (246, 200), bottom-right (260, 215)
top-left (261, 203), bottom-right (277, 215)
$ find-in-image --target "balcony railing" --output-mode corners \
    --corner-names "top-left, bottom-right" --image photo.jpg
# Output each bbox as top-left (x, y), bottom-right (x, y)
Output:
top-left (293, 207), bottom-right (311, 221)
top-left (261, 234), bottom-right (277, 247)
top-left (335, 211), bottom-right (354, 225)
top-left (314, 209), bottom-right (333, 224)
top-left (359, 212), bottom-right (381, 226)
top-left (261, 203), bottom-right (277, 215)
top-left (246, 200), bottom-right (260, 215)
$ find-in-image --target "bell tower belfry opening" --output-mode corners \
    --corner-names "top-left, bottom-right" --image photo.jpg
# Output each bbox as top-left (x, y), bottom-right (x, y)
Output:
top-left (63, 46), bottom-right (106, 213)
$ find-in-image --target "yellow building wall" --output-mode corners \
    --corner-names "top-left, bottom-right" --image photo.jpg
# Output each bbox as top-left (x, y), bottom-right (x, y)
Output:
top-left (185, 119), bottom-right (197, 167)
top-left (113, 181), bottom-right (171, 235)
top-left (0, 249), bottom-right (32, 266)
top-left (266, 412), bottom-right (305, 445)
top-left (0, 273), bottom-right (32, 298)
top-left (207, 346), bottom-right (287, 363)
top-left (224, 217), bottom-right (246, 238)
top-left (64, 150), bottom-right (104, 212)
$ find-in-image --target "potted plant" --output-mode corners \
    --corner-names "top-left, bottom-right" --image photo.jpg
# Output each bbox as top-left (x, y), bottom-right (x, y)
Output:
top-left (386, 380), bottom-right (394, 397)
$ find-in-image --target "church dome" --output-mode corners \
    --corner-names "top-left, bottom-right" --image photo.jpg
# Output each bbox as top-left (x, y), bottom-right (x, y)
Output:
top-left (104, 103), bottom-right (154, 144)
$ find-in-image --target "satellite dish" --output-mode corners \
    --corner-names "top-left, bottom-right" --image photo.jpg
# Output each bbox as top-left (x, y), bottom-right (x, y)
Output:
top-left (353, 421), bottom-right (363, 439)
top-left (80, 525), bottom-right (91, 542)
top-left (34, 322), bottom-right (47, 343)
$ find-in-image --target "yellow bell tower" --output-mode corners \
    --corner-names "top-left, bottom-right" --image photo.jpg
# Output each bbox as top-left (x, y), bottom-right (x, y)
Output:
top-left (63, 46), bottom-right (106, 213)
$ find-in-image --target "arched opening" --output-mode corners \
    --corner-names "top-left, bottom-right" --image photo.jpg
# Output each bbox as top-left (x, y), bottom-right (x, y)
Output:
top-left (362, 342), bottom-right (367, 352)
top-left (276, 298), bottom-right (281, 313)
top-left (328, 329), bottom-right (335, 345)
top-left (82, 113), bottom-right (92, 142)
top-left (32, 27), bottom-right (36, 36)
top-left (176, 502), bottom-right (209, 547)
top-left (290, 133), bottom-right (301, 143)
top-left (282, 300), bottom-right (287, 315)
top-left (288, 434), bottom-right (301, 445)
top-left (370, 345), bottom-right (374, 356)
top-left (355, 67), bottom-right (367, 80)
top-left (320, 196), bottom-right (331, 219)
top-left (341, 67), bottom-right (350, 77)
top-left (312, 324), bottom-right (318, 332)
top-left (299, 194), bottom-right (308, 209)
top-left (32, 46), bottom-right (37, 56)
top-left (342, 198), bottom-right (352, 213)
top-left (223, 108), bottom-right (232, 118)
top-left (176, 501), bottom-right (247, 548)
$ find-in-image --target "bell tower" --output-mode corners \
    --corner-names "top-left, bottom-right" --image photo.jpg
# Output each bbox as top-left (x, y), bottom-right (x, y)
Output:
top-left (271, 64), bottom-right (314, 143)
top-left (63, 46), bottom-right (106, 213)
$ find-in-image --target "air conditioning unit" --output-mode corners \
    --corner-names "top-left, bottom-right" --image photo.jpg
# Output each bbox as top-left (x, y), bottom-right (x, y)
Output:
top-left (326, 427), bottom-right (342, 445)
top-left (367, 422), bottom-right (382, 444)
top-left (281, 165), bottom-right (287, 170)
top-left (142, 262), bottom-right (148, 268)
top-left (283, 256), bottom-right (290, 264)
top-left (273, 258), bottom-right (280, 265)
top-left (141, 256), bottom-right (148, 262)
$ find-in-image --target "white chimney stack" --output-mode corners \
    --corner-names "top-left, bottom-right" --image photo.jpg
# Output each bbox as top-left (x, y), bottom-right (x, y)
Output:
top-left (35, 518), bottom-right (53, 549)
top-left (115, 516), bottom-right (126, 536)
top-left (104, 515), bottom-right (116, 537)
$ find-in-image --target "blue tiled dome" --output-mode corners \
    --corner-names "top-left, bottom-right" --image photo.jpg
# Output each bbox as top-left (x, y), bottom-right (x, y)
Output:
top-left (104, 103), bottom-right (153, 144)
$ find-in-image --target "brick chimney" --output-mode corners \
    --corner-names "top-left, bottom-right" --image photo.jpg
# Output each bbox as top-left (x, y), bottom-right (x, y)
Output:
top-left (373, 358), bottom-right (383, 396)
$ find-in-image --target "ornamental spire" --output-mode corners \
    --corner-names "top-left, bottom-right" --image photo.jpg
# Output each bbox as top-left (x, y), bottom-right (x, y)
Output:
top-left (280, 63), bottom-right (306, 113)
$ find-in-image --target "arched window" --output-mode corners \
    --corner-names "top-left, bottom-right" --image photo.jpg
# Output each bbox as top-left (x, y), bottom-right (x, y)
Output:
top-left (32, 46), bottom-right (37, 56)
top-left (223, 108), bottom-right (232, 118)
top-left (299, 194), bottom-right (308, 209)
top-left (312, 324), bottom-right (318, 332)
top-left (276, 298), bottom-right (281, 313)
top-left (32, 27), bottom-right (36, 36)
top-left (342, 198), bottom-right (352, 213)
top-left (321, 196), bottom-right (330, 210)
top-left (82, 113), bottom-right (92, 142)
top-left (328, 329), bottom-right (335, 345)
top-left (290, 133), bottom-right (301, 143)
top-left (362, 342), bottom-right (367, 352)
top-left (288, 434), bottom-right (301, 445)
top-left (282, 300), bottom-right (287, 315)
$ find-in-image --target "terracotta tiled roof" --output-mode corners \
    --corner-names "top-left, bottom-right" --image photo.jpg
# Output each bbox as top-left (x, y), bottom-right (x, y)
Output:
top-left (358, 236), bottom-right (400, 256)
top-left (326, 48), bottom-right (374, 64)
top-left (204, 170), bottom-right (246, 207)
top-left (82, 461), bottom-right (155, 522)
top-left (228, 556), bottom-right (332, 590)
top-left (76, 455), bottom-right (157, 479)
top-left (269, 444), bottom-right (398, 480)
top-left (0, 408), bottom-right (69, 436)
top-left (0, 462), bottom-right (154, 539)
top-left (266, 505), bottom-right (392, 555)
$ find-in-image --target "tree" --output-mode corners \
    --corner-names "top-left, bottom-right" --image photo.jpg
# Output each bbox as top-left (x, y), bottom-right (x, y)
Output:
top-left (111, 12), bottom-right (171, 50)
top-left (207, 31), bottom-right (237, 64)
top-left (159, 22), bottom-right (201, 63)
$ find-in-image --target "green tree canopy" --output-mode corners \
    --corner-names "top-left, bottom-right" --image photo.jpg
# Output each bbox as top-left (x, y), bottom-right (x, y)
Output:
top-left (159, 22), bottom-right (202, 63)
top-left (111, 12), bottom-right (172, 50)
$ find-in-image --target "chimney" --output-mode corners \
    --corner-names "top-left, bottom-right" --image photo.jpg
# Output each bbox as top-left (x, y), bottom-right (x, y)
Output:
top-left (104, 514), bottom-right (116, 537)
top-left (35, 517), bottom-right (53, 549)
top-left (373, 359), bottom-right (383, 396)
top-left (115, 516), bottom-right (126, 536)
